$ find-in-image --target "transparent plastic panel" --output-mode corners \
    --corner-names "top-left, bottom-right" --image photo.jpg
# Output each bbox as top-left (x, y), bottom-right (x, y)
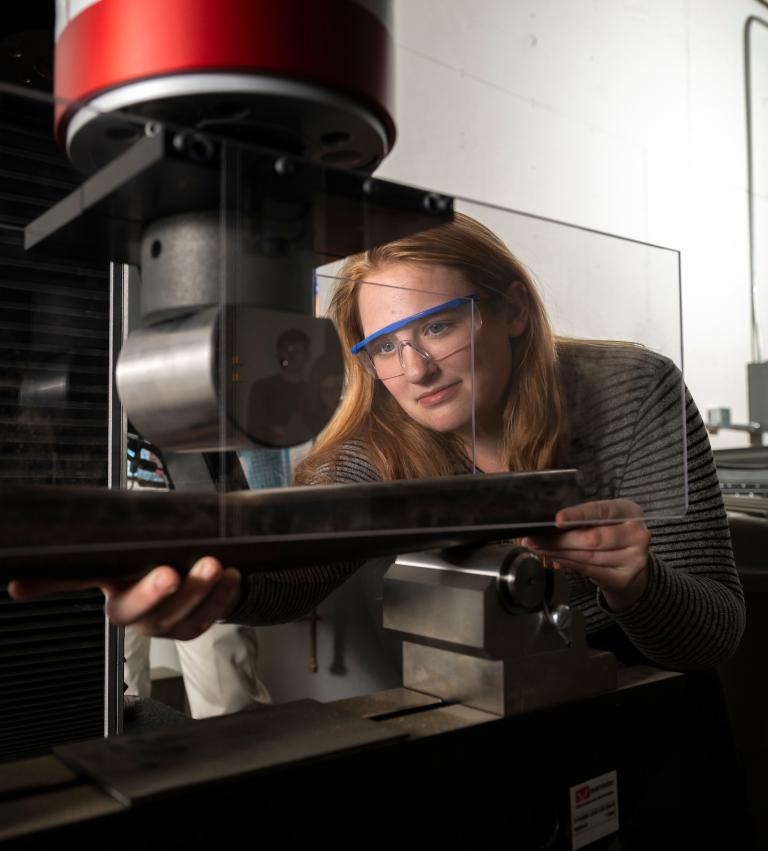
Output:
top-left (455, 198), bottom-right (685, 520)
top-left (749, 19), bottom-right (768, 366)
top-left (456, 201), bottom-right (682, 368)
top-left (0, 79), bottom-right (685, 581)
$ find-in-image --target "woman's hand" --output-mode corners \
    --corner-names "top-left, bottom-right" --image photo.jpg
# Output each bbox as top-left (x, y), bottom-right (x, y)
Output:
top-left (8, 557), bottom-right (243, 641)
top-left (522, 499), bottom-right (651, 612)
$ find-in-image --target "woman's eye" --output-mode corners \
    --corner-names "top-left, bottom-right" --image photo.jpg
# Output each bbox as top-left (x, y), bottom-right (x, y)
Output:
top-left (373, 340), bottom-right (397, 357)
top-left (425, 321), bottom-right (451, 335)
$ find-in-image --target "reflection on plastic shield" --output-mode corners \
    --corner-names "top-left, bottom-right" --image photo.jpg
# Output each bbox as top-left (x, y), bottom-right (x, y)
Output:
top-left (319, 201), bottom-right (687, 522)
top-left (116, 307), bottom-right (344, 451)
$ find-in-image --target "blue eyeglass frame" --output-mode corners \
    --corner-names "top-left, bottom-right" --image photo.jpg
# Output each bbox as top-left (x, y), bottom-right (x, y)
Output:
top-left (350, 293), bottom-right (486, 355)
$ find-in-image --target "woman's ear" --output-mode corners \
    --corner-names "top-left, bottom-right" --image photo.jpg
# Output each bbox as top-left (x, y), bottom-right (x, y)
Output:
top-left (504, 281), bottom-right (529, 338)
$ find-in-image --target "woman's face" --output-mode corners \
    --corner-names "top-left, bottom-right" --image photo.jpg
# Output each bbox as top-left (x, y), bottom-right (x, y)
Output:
top-left (355, 263), bottom-right (527, 438)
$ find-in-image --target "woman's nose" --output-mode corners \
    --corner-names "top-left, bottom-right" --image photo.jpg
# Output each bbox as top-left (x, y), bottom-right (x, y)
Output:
top-left (400, 342), bottom-right (436, 381)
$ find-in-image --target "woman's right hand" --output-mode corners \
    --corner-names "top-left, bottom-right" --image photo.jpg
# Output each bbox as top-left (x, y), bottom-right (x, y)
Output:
top-left (8, 557), bottom-right (243, 641)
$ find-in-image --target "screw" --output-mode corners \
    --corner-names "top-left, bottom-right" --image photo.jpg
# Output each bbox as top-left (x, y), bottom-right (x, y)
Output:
top-left (549, 604), bottom-right (572, 630)
top-left (274, 157), bottom-right (295, 176)
top-left (172, 131), bottom-right (214, 163)
top-left (423, 193), bottom-right (451, 214)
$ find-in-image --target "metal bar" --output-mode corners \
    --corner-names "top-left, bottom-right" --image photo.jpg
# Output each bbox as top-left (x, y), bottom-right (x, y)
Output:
top-left (105, 261), bottom-right (130, 737)
top-left (0, 470), bottom-right (582, 580)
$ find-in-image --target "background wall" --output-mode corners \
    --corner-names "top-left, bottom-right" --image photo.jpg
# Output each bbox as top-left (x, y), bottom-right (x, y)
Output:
top-left (377, 0), bottom-right (759, 448)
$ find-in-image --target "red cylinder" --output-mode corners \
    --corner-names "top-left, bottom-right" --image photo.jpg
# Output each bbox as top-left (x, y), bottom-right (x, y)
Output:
top-left (54, 0), bottom-right (395, 171)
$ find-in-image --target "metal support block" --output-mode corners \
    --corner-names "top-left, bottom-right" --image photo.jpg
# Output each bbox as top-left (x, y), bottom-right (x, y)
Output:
top-left (384, 545), bottom-right (618, 718)
top-left (383, 545), bottom-right (572, 658)
top-left (403, 641), bottom-right (617, 716)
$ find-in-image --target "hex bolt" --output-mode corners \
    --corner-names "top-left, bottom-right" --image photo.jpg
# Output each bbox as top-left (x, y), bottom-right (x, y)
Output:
top-left (423, 193), bottom-right (451, 214)
top-left (172, 131), bottom-right (214, 163)
top-left (274, 157), bottom-right (295, 176)
top-left (549, 604), bottom-right (572, 630)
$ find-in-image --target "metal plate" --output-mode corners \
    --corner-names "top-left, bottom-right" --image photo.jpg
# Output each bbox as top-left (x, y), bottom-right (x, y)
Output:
top-left (54, 699), bottom-right (405, 806)
top-left (0, 469), bottom-right (582, 579)
top-left (330, 687), bottom-right (443, 719)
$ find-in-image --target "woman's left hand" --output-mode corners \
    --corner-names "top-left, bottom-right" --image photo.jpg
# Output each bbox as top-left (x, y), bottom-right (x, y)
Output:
top-left (521, 499), bottom-right (651, 613)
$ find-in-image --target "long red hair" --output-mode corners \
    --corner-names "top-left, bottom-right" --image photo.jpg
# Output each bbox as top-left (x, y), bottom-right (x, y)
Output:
top-left (294, 212), bottom-right (568, 483)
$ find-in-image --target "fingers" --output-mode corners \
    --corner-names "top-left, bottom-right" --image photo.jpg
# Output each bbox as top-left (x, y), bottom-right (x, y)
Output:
top-left (548, 561), bottom-right (636, 596)
top-left (528, 546), bottom-right (648, 572)
top-left (107, 557), bottom-right (242, 641)
top-left (524, 536), bottom-right (650, 574)
top-left (524, 520), bottom-right (650, 556)
top-left (522, 500), bottom-right (652, 608)
top-left (554, 499), bottom-right (644, 527)
top-left (8, 557), bottom-right (242, 643)
top-left (104, 564), bottom-right (184, 625)
top-left (526, 548), bottom-right (647, 577)
top-left (522, 499), bottom-right (652, 595)
top-left (138, 568), bottom-right (243, 641)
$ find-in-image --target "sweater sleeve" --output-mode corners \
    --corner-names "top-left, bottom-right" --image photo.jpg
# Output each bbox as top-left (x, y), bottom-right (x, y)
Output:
top-left (597, 360), bottom-right (746, 669)
top-left (224, 443), bottom-right (379, 626)
top-left (224, 558), bottom-right (366, 626)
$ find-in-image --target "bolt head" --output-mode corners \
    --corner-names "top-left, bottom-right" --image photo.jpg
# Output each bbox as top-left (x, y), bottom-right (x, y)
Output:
top-left (274, 157), bottom-right (295, 176)
top-left (550, 604), bottom-right (572, 629)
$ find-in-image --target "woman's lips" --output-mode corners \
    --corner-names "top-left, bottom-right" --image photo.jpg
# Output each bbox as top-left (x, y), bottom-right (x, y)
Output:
top-left (417, 382), bottom-right (461, 407)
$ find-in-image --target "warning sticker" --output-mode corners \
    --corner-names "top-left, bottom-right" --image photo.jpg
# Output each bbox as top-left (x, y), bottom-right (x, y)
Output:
top-left (569, 770), bottom-right (619, 849)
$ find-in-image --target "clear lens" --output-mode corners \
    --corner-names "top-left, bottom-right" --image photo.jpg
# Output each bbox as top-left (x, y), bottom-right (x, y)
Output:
top-left (361, 299), bottom-right (479, 379)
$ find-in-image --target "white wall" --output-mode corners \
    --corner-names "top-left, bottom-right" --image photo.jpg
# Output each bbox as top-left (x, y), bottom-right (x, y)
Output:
top-left (376, 0), bottom-right (761, 447)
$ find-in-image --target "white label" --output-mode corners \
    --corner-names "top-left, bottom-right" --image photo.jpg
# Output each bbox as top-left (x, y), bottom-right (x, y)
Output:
top-left (569, 770), bottom-right (619, 850)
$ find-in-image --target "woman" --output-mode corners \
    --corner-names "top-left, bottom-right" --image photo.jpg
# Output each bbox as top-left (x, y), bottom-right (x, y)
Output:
top-left (10, 213), bottom-right (745, 670)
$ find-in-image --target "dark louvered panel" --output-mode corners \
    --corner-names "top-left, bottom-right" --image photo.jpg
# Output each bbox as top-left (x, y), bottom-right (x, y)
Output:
top-left (0, 229), bottom-right (109, 485)
top-left (0, 90), bottom-right (79, 228)
top-left (0, 78), bottom-right (110, 760)
top-left (0, 588), bottom-right (105, 761)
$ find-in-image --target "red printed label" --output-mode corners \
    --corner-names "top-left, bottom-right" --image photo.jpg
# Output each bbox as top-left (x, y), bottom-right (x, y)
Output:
top-left (575, 786), bottom-right (591, 804)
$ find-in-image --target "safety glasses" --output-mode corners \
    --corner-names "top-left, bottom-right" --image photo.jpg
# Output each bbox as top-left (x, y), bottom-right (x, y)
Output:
top-left (351, 294), bottom-right (484, 380)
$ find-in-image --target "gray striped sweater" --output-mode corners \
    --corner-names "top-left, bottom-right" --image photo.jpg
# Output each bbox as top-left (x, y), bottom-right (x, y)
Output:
top-left (228, 342), bottom-right (745, 671)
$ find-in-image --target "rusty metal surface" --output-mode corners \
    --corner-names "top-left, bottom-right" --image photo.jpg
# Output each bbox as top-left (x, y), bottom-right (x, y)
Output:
top-left (378, 703), bottom-right (498, 738)
top-left (0, 754), bottom-right (78, 796)
top-left (402, 643), bottom-right (618, 717)
top-left (0, 469), bottom-right (582, 580)
top-left (330, 687), bottom-right (443, 719)
top-left (0, 783), bottom-right (123, 841)
top-left (54, 699), bottom-right (405, 806)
